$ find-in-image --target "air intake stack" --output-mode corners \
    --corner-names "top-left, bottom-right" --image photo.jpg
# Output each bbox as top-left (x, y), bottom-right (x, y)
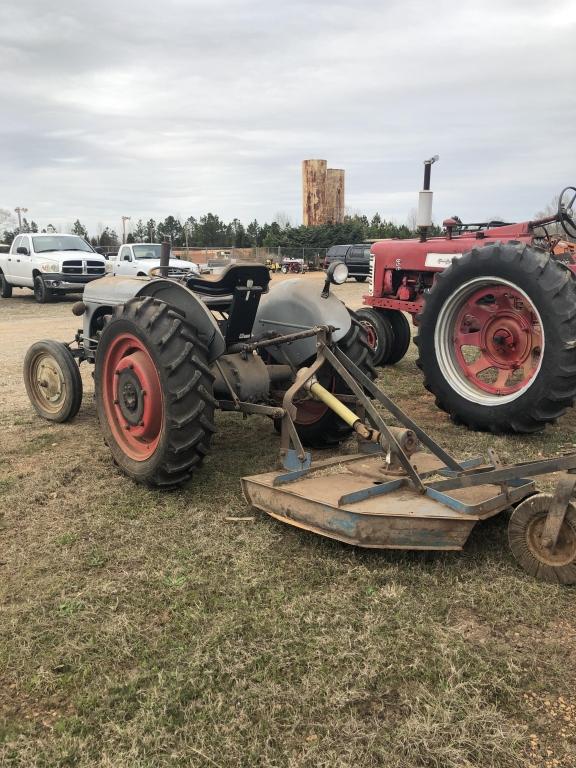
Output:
top-left (417, 155), bottom-right (439, 242)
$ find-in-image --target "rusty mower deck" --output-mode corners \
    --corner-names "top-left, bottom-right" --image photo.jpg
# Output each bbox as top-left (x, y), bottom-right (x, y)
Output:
top-left (243, 332), bottom-right (576, 584)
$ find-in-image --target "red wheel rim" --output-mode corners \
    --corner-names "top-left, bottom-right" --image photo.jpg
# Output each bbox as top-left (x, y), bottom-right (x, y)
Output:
top-left (100, 333), bottom-right (164, 461)
top-left (360, 320), bottom-right (378, 352)
top-left (294, 374), bottom-right (337, 426)
top-left (436, 278), bottom-right (543, 403)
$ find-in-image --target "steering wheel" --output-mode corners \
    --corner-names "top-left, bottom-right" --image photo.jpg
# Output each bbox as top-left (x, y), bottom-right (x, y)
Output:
top-left (558, 186), bottom-right (576, 238)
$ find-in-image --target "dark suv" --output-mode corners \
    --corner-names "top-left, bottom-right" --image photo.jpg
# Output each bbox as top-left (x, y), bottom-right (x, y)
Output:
top-left (323, 243), bottom-right (371, 282)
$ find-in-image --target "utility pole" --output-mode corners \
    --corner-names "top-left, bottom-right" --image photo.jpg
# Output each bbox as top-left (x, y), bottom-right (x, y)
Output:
top-left (14, 207), bottom-right (28, 232)
top-left (121, 215), bottom-right (131, 244)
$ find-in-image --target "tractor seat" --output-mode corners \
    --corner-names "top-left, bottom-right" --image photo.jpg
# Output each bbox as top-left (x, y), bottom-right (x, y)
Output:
top-left (185, 263), bottom-right (270, 297)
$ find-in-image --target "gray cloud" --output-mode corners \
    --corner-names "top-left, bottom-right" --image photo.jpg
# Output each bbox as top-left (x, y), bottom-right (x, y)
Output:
top-left (1, 0), bottom-right (575, 234)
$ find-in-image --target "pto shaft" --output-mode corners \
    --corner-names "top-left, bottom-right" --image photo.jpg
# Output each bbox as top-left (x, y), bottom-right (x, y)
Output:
top-left (306, 380), bottom-right (419, 456)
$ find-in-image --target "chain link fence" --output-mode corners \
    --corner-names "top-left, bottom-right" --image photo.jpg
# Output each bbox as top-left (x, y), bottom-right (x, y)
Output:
top-left (175, 246), bottom-right (328, 270)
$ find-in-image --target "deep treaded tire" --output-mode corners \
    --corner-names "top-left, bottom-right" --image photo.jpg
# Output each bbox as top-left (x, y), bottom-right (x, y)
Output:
top-left (95, 296), bottom-right (216, 487)
top-left (384, 310), bottom-right (411, 364)
top-left (292, 309), bottom-right (377, 447)
top-left (415, 242), bottom-right (576, 433)
top-left (356, 308), bottom-right (393, 366)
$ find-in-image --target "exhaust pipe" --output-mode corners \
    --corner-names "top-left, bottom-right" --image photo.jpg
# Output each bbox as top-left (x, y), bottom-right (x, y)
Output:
top-left (159, 238), bottom-right (170, 277)
top-left (417, 155), bottom-right (439, 242)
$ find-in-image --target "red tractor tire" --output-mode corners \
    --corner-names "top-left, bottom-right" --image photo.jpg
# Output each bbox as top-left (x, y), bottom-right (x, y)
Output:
top-left (95, 296), bottom-right (216, 487)
top-left (415, 242), bottom-right (576, 433)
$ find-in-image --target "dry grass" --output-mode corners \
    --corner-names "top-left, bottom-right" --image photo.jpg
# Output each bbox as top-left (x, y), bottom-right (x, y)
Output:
top-left (2, 333), bottom-right (576, 767)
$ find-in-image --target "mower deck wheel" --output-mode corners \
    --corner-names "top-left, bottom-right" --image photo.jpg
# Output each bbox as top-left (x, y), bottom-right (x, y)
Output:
top-left (509, 494), bottom-right (576, 584)
top-left (23, 340), bottom-right (83, 422)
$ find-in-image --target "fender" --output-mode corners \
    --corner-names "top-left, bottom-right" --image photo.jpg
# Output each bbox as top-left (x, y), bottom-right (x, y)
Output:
top-left (82, 276), bottom-right (225, 362)
top-left (253, 278), bottom-right (352, 366)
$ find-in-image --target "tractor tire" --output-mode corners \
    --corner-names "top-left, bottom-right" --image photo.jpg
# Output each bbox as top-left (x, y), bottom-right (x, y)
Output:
top-left (24, 340), bottom-right (83, 422)
top-left (34, 275), bottom-right (53, 304)
top-left (384, 310), bottom-right (412, 364)
top-left (94, 296), bottom-right (216, 488)
top-left (356, 307), bottom-right (394, 366)
top-left (415, 242), bottom-right (576, 433)
top-left (289, 310), bottom-right (377, 447)
top-left (0, 272), bottom-right (12, 298)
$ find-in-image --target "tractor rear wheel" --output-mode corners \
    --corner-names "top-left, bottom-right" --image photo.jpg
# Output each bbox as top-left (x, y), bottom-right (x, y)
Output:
top-left (290, 310), bottom-right (376, 446)
top-left (95, 296), bottom-right (216, 487)
top-left (416, 242), bottom-right (576, 433)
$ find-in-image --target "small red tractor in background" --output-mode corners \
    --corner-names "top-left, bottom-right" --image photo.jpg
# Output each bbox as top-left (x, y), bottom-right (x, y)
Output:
top-left (357, 158), bottom-right (576, 434)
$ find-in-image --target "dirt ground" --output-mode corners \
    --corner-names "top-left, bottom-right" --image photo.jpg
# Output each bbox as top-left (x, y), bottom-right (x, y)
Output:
top-left (2, 274), bottom-right (576, 767)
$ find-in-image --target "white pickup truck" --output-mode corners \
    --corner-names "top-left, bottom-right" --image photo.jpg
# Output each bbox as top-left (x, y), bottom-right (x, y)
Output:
top-left (0, 233), bottom-right (107, 303)
top-left (108, 243), bottom-right (199, 278)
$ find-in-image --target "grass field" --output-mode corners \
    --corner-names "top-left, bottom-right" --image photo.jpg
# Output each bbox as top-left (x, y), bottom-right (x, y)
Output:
top-left (1, 287), bottom-right (576, 767)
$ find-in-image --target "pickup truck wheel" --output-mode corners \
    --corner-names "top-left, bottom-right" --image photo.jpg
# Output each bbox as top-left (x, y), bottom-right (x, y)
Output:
top-left (355, 276), bottom-right (368, 282)
top-left (33, 275), bottom-right (53, 304)
top-left (95, 296), bottom-right (216, 488)
top-left (0, 273), bottom-right (12, 298)
top-left (24, 340), bottom-right (83, 422)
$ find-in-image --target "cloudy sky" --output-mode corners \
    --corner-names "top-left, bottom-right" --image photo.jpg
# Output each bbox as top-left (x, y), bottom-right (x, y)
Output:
top-left (1, 0), bottom-right (575, 235)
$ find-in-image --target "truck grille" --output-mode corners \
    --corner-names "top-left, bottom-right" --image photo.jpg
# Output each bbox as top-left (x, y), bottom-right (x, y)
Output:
top-left (62, 259), bottom-right (106, 276)
top-left (368, 254), bottom-right (374, 296)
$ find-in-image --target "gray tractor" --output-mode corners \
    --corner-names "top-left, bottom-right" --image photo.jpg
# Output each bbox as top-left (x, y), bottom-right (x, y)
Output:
top-left (24, 262), bottom-right (374, 487)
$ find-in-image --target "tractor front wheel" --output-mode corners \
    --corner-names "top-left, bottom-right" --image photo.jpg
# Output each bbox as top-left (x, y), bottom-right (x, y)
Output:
top-left (416, 243), bottom-right (576, 433)
top-left (95, 296), bottom-right (216, 487)
top-left (356, 308), bottom-right (393, 366)
top-left (24, 340), bottom-right (83, 422)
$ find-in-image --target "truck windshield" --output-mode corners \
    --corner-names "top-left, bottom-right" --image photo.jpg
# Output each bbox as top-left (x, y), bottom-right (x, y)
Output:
top-left (133, 244), bottom-right (167, 259)
top-left (33, 235), bottom-right (94, 253)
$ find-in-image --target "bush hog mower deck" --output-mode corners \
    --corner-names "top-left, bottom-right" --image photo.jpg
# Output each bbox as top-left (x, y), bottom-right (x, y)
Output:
top-left (23, 257), bottom-right (576, 583)
top-left (357, 162), bottom-right (576, 435)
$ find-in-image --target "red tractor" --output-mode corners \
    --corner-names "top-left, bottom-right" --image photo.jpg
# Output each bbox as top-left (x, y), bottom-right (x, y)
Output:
top-left (357, 159), bottom-right (576, 434)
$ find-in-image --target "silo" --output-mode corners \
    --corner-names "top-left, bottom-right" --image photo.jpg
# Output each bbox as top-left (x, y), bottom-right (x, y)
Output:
top-left (326, 168), bottom-right (345, 223)
top-left (302, 159), bottom-right (327, 226)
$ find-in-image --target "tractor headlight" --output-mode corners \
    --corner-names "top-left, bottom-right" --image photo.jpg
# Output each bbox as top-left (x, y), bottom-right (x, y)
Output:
top-left (327, 261), bottom-right (348, 285)
top-left (40, 262), bottom-right (59, 273)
